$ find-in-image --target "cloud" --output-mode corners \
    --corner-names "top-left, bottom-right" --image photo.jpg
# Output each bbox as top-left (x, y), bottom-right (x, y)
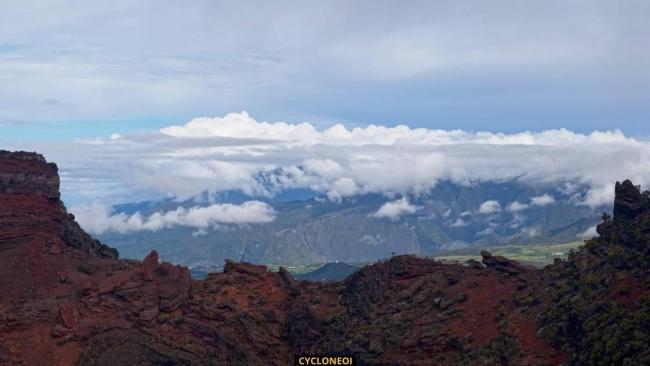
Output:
top-left (578, 225), bottom-right (598, 239)
top-left (582, 183), bottom-right (616, 208)
top-left (521, 227), bottom-right (541, 237)
top-left (71, 201), bottom-right (275, 235)
top-left (1, 1), bottom-right (648, 130)
top-left (450, 218), bottom-right (467, 227)
top-left (372, 198), bottom-right (419, 220)
top-left (10, 112), bottom-right (650, 210)
top-left (531, 194), bottom-right (555, 206)
top-left (476, 227), bottom-right (494, 236)
top-left (506, 201), bottom-right (528, 212)
top-left (478, 200), bottom-right (501, 214)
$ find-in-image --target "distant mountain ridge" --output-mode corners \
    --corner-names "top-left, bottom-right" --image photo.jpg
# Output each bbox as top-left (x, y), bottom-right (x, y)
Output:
top-left (294, 262), bottom-right (360, 282)
top-left (97, 180), bottom-right (604, 266)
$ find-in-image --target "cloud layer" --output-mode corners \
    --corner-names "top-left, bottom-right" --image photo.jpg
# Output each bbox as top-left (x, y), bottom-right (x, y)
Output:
top-left (73, 200), bottom-right (275, 235)
top-left (10, 111), bottom-right (650, 211)
top-left (1, 1), bottom-right (648, 134)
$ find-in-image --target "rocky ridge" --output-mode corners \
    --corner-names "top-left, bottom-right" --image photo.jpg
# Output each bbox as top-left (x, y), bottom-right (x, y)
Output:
top-left (0, 151), bottom-right (648, 365)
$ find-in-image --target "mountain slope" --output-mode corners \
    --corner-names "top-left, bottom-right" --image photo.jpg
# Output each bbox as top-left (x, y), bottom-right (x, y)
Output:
top-left (97, 181), bottom-right (603, 266)
top-left (294, 262), bottom-right (360, 282)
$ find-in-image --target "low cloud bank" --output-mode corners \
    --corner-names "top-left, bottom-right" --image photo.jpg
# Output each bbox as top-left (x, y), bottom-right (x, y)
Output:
top-left (372, 198), bottom-right (419, 220)
top-left (22, 112), bottom-right (650, 212)
top-left (72, 201), bottom-right (275, 235)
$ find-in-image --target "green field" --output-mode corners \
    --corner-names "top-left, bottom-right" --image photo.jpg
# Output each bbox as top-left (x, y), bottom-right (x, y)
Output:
top-left (434, 241), bottom-right (585, 267)
top-left (190, 241), bottom-right (587, 278)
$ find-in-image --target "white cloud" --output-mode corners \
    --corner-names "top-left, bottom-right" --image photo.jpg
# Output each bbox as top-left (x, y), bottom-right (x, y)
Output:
top-left (2, 2), bottom-right (647, 125)
top-left (478, 200), bottom-right (501, 214)
top-left (508, 214), bottom-right (526, 229)
top-left (578, 225), bottom-right (598, 239)
top-left (582, 183), bottom-right (616, 208)
top-left (531, 194), bottom-right (555, 206)
top-left (327, 177), bottom-right (360, 202)
top-left (476, 227), bottom-right (494, 236)
top-left (12, 112), bottom-right (650, 209)
top-left (521, 226), bottom-right (541, 237)
top-left (450, 218), bottom-right (467, 227)
top-left (372, 198), bottom-right (419, 220)
top-left (71, 201), bottom-right (275, 235)
top-left (506, 201), bottom-right (528, 212)
top-left (162, 112), bottom-right (321, 141)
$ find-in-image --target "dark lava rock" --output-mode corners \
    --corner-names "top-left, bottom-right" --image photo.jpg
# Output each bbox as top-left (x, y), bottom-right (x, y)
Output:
top-left (613, 179), bottom-right (646, 222)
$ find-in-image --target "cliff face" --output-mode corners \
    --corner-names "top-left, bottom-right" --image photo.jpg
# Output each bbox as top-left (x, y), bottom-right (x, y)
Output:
top-left (0, 151), bottom-right (60, 199)
top-left (0, 151), bottom-right (647, 365)
top-left (0, 151), bottom-right (117, 258)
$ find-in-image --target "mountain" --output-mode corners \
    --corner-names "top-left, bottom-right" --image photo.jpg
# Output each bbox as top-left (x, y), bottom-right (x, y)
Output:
top-left (1, 150), bottom-right (648, 365)
top-left (294, 262), bottom-right (360, 282)
top-left (98, 181), bottom-right (603, 266)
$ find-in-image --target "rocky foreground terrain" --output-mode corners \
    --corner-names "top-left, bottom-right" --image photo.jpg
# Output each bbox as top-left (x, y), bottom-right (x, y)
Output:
top-left (0, 150), bottom-right (648, 365)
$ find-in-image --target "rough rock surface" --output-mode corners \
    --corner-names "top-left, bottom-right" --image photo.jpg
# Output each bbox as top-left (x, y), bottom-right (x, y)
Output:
top-left (0, 151), bottom-right (648, 365)
top-left (613, 179), bottom-right (646, 222)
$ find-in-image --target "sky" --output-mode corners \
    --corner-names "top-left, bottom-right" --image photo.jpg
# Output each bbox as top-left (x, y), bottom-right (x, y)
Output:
top-left (1, 1), bottom-right (650, 224)
top-left (1, 0), bottom-right (649, 139)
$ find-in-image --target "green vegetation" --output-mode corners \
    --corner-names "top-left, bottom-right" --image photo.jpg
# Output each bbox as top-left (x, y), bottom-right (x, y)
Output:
top-left (435, 241), bottom-right (584, 267)
top-left (535, 181), bottom-right (650, 365)
top-left (191, 242), bottom-right (586, 279)
top-left (537, 238), bottom-right (650, 365)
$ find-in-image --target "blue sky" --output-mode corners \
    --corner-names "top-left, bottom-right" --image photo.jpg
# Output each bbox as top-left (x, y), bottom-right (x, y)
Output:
top-left (1, 0), bottom-right (649, 142)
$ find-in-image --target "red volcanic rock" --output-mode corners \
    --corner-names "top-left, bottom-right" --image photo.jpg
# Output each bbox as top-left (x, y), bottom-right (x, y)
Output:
top-left (142, 250), bottom-right (159, 268)
top-left (0, 151), bottom-right (117, 259)
top-left (1, 151), bottom-right (646, 365)
top-left (480, 250), bottom-right (529, 275)
top-left (0, 150), bottom-right (564, 365)
top-left (58, 304), bottom-right (80, 330)
top-left (49, 243), bottom-right (62, 255)
top-left (0, 150), bottom-right (60, 199)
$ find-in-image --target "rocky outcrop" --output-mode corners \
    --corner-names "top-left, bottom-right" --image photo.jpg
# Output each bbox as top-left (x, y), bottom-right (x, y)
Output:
top-left (0, 150), bottom-right (117, 258)
top-left (0, 150), bottom-right (60, 199)
top-left (480, 250), bottom-right (528, 275)
top-left (613, 179), bottom-right (647, 222)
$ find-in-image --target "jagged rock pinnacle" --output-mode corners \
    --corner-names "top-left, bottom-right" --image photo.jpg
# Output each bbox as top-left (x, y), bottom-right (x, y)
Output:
top-left (613, 179), bottom-right (646, 222)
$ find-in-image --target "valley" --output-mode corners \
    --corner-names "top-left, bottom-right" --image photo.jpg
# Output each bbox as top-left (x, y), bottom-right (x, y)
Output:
top-left (93, 182), bottom-right (602, 268)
